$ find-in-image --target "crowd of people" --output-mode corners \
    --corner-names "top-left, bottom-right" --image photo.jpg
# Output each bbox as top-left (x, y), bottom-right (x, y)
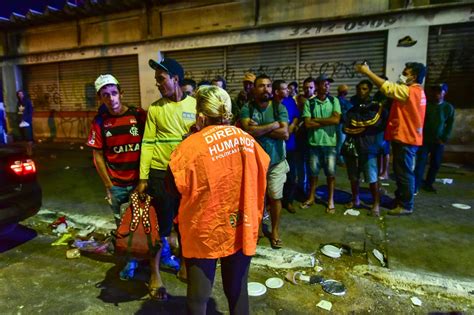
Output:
top-left (84, 56), bottom-right (455, 314)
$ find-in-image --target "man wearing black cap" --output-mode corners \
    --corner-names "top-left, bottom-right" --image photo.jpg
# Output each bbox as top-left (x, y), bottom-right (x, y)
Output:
top-left (414, 83), bottom-right (455, 193)
top-left (300, 74), bottom-right (341, 214)
top-left (136, 57), bottom-right (196, 274)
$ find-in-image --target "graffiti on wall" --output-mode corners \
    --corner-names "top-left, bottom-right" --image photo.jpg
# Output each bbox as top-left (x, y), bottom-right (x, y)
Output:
top-left (183, 60), bottom-right (367, 95)
top-left (28, 80), bottom-right (97, 111)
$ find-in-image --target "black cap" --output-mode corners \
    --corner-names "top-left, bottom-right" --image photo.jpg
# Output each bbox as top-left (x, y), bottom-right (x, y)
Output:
top-left (149, 57), bottom-right (184, 82)
top-left (315, 74), bottom-right (334, 84)
top-left (430, 83), bottom-right (448, 92)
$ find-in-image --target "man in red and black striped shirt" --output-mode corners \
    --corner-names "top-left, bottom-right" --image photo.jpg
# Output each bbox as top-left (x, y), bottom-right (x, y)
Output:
top-left (87, 74), bottom-right (146, 226)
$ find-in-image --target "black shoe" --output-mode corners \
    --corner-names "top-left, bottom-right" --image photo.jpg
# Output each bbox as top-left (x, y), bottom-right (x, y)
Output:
top-left (387, 207), bottom-right (413, 216)
top-left (422, 184), bottom-right (437, 193)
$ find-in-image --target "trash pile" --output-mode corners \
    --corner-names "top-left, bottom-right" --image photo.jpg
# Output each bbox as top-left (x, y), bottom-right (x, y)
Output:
top-left (248, 242), bottom-right (389, 312)
top-left (48, 215), bottom-right (113, 259)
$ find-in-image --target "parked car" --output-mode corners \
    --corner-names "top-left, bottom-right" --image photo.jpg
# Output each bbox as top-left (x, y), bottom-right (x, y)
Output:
top-left (0, 144), bottom-right (42, 231)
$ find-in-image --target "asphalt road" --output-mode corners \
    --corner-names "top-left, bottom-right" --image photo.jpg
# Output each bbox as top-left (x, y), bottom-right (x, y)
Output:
top-left (0, 141), bottom-right (473, 314)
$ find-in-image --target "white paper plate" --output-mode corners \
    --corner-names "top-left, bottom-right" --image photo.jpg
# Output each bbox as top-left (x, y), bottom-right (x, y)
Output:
top-left (248, 282), bottom-right (267, 296)
top-left (452, 203), bottom-right (471, 210)
top-left (265, 277), bottom-right (284, 289)
top-left (321, 245), bottom-right (342, 258)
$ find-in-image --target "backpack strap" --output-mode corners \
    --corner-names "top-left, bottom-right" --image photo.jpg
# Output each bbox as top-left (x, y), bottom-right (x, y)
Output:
top-left (272, 102), bottom-right (280, 122)
top-left (309, 98), bottom-right (316, 119)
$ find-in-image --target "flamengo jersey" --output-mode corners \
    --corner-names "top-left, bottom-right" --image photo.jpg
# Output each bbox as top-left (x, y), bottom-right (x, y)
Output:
top-left (87, 107), bottom-right (147, 186)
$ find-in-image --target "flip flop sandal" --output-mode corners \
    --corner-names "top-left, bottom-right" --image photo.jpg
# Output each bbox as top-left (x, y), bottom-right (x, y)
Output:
top-left (325, 207), bottom-right (336, 214)
top-left (344, 202), bottom-right (362, 209)
top-left (271, 238), bottom-right (283, 249)
top-left (300, 201), bottom-right (314, 209)
top-left (149, 286), bottom-right (168, 301)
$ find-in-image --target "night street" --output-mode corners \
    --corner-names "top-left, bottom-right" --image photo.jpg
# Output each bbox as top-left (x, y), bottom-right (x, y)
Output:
top-left (1, 142), bottom-right (472, 314)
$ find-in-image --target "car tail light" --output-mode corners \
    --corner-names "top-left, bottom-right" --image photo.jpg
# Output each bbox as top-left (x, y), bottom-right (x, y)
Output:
top-left (10, 159), bottom-right (37, 176)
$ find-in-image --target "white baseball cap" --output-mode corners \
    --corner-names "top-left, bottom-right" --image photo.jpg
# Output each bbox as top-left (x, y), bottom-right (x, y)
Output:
top-left (94, 74), bottom-right (119, 92)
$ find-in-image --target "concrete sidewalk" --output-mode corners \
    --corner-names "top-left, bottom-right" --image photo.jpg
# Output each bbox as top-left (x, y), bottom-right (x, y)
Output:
top-left (27, 141), bottom-right (474, 311)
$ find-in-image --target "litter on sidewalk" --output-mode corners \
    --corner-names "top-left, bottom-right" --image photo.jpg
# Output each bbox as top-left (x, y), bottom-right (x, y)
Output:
top-left (51, 233), bottom-right (73, 246)
top-left (248, 282), bottom-right (267, 297)
top-left (372, 249), bottom-right (386, 267)
top-left (344, 209), bottom-right (360, 216)
top-left (316, 300), bottom-right (332, 311)
top-left (66, 248), bottom-right (81, 259)
top-left (435, 178), bottom-right (453, 184)
top-left (451, 203), bottom-right (471, 210)
top-left (410, 296), bottom-right (422, 306)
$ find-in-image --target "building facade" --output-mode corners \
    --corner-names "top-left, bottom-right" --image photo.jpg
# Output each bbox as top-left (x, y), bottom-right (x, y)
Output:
top-left (0, 0), bottom-right (473, 149)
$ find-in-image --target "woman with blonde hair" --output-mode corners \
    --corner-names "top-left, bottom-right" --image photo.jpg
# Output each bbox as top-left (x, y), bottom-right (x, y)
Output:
top-left (167, 86), bottom-right (269, 315)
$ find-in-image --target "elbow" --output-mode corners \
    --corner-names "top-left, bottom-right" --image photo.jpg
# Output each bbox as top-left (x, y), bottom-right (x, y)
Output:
top-left (283, 132), bottom-right (289, 141)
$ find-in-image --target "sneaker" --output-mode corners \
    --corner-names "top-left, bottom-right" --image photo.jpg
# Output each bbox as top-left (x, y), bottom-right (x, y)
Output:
top-left (119, 259), bottom-right (138, 280)
top-left (387, 207), bottom-right (413, 216)
top-left (161, 255), bottom-right (181, 272)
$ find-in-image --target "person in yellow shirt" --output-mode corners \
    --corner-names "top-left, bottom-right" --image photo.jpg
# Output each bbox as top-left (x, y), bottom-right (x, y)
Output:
top-left (136, 57), bottom-right (196, 273)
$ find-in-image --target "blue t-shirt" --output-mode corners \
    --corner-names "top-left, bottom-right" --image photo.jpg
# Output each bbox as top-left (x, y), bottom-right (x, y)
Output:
top-left (282, 97), bottom-right (299, 152)
top-left (240, 101), bottom-right (289, 166)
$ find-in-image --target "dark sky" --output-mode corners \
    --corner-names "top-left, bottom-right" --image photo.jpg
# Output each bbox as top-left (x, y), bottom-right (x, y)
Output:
top-left (0, 0), bottom-right (71, 18)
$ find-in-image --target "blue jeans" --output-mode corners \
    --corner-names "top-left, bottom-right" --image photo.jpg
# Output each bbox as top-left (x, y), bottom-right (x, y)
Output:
top-left (392, 142), bottom-right (418, 210)
top-left (415, 143), bottom-right (444, 191)
top-left (109, 185), bottom-right (135, 226)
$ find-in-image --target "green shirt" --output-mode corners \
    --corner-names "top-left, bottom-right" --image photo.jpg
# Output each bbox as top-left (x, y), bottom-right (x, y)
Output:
top-left (423, 100), bottom-right (455, 144)
top-left (140, 95), bottom-right (196, 179)
top-left (302, 96), bottom-right (341, 146)
top-left (240, 101), bottom-right (288, 166)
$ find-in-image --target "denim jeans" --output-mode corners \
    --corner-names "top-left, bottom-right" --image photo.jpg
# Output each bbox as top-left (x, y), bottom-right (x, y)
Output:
top-left (414, 143), bottom-right (444, 191)
top-left (109, 185), bottom-right (135, 226)
top-left (283, 150), bottom-right (298, 205)
top-left (147, 169), bottom-right (179, 237)
top-left (392, 142), bottom-right (418, 210)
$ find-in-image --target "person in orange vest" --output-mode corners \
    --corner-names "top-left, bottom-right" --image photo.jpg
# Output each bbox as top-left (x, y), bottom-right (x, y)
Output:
top-left (355, 62), bottom-right (426, 215)
top-left (167, 86), bottom-right (270, 315)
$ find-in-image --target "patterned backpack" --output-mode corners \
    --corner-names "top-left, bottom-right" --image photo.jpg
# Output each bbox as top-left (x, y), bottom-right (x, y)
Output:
top-left (114, 192), bottom-right (161, 258)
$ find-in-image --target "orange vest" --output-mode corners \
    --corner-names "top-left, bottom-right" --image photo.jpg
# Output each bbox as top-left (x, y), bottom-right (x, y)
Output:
top-left (169, 125), bottom-right (270, 259)
top-left (385, 84), bottom-right (426, 145)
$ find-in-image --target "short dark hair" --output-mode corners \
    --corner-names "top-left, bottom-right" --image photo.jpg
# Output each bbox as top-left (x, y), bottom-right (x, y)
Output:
top-left (197, 80), bottom-right (211, 87)
top-left (303, 77), bottom-right (315, 85)
top-left (181, 78), bottom-right (196, 90)
top-left (255, 74), bottom-right (272, 85)
top-left (272, 79), bottom-right (286, 92)
top-left (405, 62), bottom-right (426, 84)
top-left (288, 81), bottom-right (298, 89)
top-left (211, 76), bottom-right (227, 90)
top-left (357, 79), bottom-right (373, 91)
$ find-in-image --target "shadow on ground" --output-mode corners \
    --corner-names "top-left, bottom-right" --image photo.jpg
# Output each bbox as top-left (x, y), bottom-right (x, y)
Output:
top-left (0, 224), bottom-right (37, 253)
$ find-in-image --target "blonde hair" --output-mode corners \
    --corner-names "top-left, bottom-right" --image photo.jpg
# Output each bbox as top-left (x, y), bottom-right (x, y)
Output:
top-left (195, 85), bottom-right (233, 124)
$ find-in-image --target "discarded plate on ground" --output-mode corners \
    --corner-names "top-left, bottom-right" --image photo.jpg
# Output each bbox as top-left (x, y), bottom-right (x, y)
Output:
top-left (321, 279), bottom-right (346, 296)
top-left (410, 296), bottom-right (422, 306)
top-left (344, 209), bottom-right (360, 216)
top-left (316, 300), bottom-right (332, 311)
top-left (321, 245), bottom-right (342, 258)
top-left (452, 203), bottom-right (471, 210)
top-left (248, 282), bottom-right (267, 296)
top-left (265, 277), bottom-right (284, 289)
top-left (372, 249), bottom-right (386, 267)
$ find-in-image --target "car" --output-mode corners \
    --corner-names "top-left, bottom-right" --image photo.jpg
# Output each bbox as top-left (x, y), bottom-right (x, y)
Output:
top-left (0, 144), bottom-right (42, 232)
